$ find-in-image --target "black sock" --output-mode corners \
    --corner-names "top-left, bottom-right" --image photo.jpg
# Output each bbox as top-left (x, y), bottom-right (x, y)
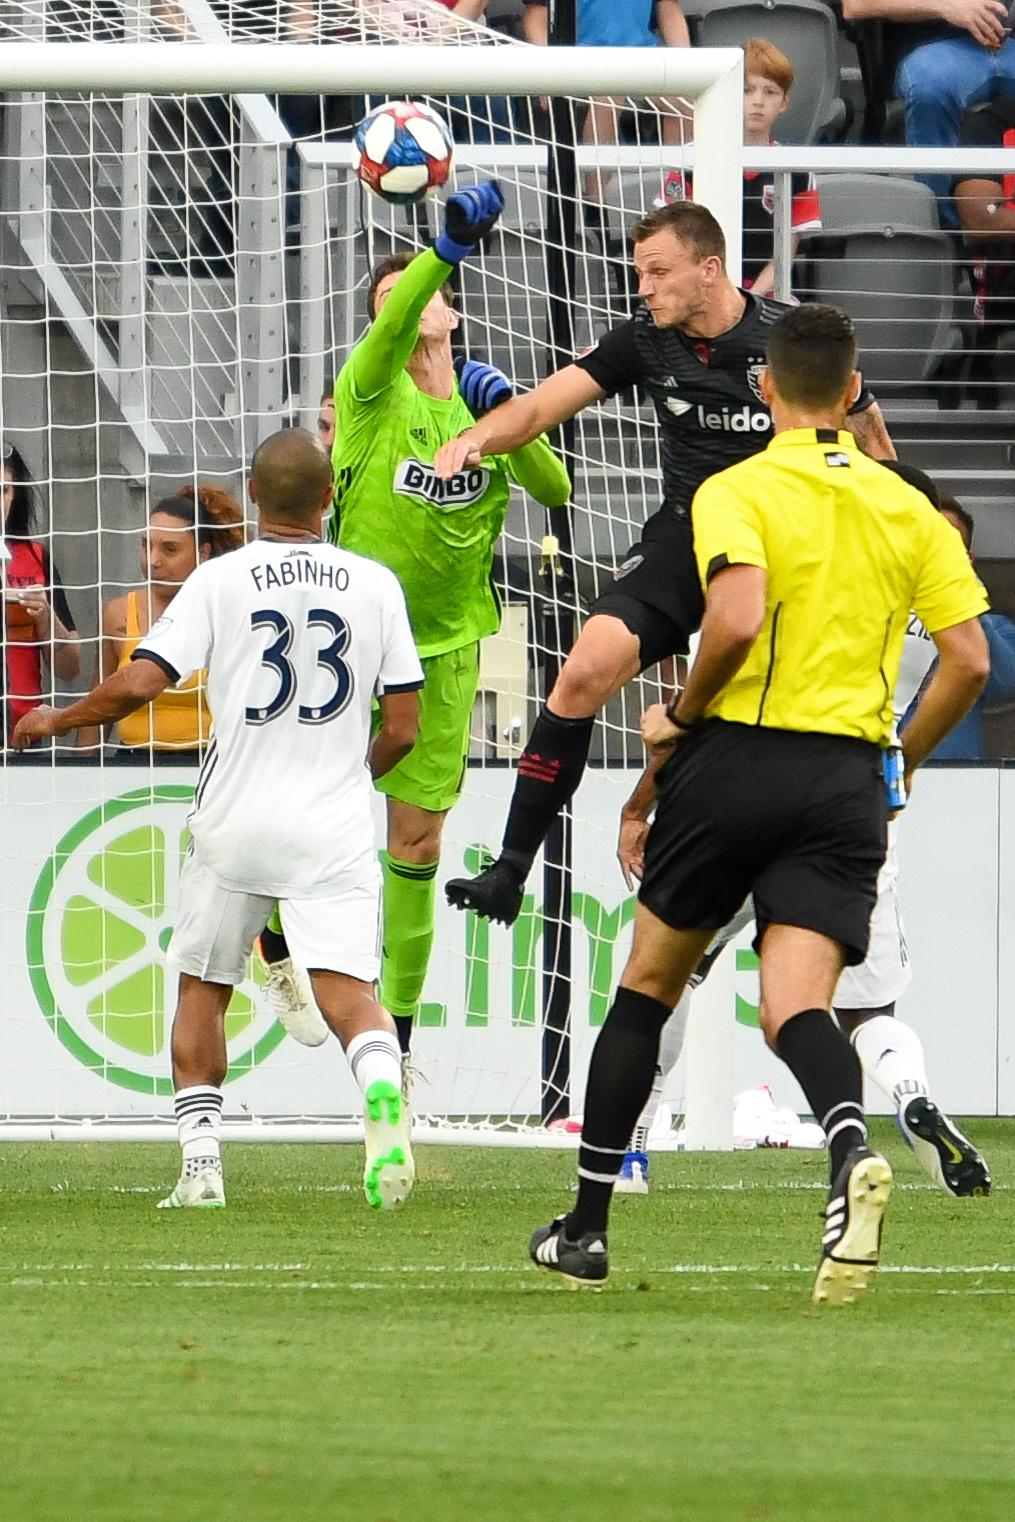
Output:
top-left (393, 1015), bottom-right (413, 1056)
top-left (499, 706), bottom-right (595, 877)
top-left (259, 924), bottom-right (289, 964)
top-left (776, 1008), bottom-right (868, 1182)
top-left (566, 987), bottom-right (671, 1239)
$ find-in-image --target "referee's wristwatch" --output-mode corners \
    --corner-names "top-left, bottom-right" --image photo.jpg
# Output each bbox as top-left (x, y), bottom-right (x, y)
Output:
top-left (664, 695), bottom-right (700, 733)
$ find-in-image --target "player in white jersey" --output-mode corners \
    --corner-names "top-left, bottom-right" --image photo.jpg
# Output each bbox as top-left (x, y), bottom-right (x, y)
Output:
top-left (615, 461), bottom-right (990, 1196)
top-left (14, 429), bottom-right (425, 1212)
top-left (832, 467), bottom-right (989, 1196)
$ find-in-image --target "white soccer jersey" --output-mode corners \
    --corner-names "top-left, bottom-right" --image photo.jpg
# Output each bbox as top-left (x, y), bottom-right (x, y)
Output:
top-left (895, 614), bottom-right (935, 721)
top-left (135, 537), bottom-right (423, 897)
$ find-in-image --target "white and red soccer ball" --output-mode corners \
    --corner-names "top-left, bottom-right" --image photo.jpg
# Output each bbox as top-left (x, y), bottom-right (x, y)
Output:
top-left (353, 100), bottom-right (455, 206)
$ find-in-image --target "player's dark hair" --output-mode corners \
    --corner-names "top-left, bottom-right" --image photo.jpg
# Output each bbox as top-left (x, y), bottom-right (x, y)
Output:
top-left (250, 427), bottom-right (333, 521)
top-left (630, 201), bottom-right (726, 266)
top-left (937, 488), bottom-right (975, 549)
top-left (367, 252), bottom-right (455, 319)
top-left (766, 303), bottom-right (858, 410)
top-left (1, 440), bottom-right (39, 540)
top-left (877, 460), bottom-right (941, 511)
top-left (320, 386), bottom-right (334, 404)
top-left (151, 483), bottom-right (245, 558)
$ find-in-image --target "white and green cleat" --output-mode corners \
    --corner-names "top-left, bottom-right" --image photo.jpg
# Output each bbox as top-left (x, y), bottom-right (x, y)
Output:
top-left (157, 1166), bottom-right (226, 1210)
top-left (363, 1079), bottom-right (415, 1211)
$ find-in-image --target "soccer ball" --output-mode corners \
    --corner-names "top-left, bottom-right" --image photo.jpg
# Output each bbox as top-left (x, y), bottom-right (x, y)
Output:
top-left (353, 101), bottom-right (455, 206)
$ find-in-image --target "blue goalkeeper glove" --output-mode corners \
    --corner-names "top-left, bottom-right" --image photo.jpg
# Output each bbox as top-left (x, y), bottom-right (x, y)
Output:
top-left (435, 180), bottom-right (505, 265)
top-left (454, 355), bottom-right (514, 418)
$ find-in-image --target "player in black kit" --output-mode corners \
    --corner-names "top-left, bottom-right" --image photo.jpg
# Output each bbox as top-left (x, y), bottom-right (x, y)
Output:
top-left (432, 201), bottom-right (894, 925)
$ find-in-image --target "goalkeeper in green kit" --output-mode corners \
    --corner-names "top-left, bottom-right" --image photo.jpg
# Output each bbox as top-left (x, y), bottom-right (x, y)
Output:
top-left (259, 182), bottom-right (571, 1084)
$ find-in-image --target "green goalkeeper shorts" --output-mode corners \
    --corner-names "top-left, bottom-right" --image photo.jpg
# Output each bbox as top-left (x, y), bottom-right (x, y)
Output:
top-left (375, 641), bottom-right (480, 814)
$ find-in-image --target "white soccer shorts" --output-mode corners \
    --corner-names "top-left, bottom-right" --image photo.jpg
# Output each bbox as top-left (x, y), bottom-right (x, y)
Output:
top-left (833, 826), bottom-right (910, 1010)
top-left (169, 850), bottom-right (382, 987)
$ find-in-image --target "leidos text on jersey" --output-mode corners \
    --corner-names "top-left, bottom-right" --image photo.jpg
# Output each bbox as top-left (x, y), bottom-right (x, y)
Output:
top-left (696, 404), bottom-right (770, 434)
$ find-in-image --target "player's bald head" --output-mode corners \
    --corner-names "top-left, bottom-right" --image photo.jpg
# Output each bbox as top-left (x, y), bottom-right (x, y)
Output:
top-left (250, 428), bottom-right (332, 522)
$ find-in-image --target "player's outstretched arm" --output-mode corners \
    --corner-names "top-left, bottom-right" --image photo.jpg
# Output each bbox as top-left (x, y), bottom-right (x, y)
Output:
top-left (844, 397), bottom-right (896, 461)
top-left (348, 183), bottom-right (505, 403)
top-left (453, 354), bottom-right (572, 506)
top-left (433, 364), bottom-right (604, 478)
top-left (900, 617), bottom-right (989, 786)
top-left (12, 656), bottom-right (170, 750)
top-left (347, 247), bottom-right (458, 403)
top-left (370, 689), bottom-right (419, 780)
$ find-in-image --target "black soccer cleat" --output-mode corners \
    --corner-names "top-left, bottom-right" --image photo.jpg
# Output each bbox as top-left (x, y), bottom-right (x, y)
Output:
top-left (812, 1145), bottom-right (893, 1308)
top-left (529, 1215), bottom-right (609, 1288)
top-left (900, 1096), bottom-right (991, 1198)
top-left (445, 856), bottom-right (525, 926)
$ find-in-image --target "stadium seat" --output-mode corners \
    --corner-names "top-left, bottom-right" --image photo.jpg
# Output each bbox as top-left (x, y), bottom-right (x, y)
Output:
top-left (813, 172), bottom-right (941, 235)
top-left (690, 0), bottom-right (845, 144)
top-left (800, 221), bottom-right (956, 391)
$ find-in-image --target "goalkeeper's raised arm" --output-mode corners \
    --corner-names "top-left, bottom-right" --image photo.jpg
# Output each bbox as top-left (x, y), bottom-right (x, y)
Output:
top-left (257, 181), bottom-right (570, 1076)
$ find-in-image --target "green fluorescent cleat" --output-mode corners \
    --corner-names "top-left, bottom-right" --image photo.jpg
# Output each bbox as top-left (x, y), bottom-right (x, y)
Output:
top-left (363, 1079), bottom-right (415, 1211)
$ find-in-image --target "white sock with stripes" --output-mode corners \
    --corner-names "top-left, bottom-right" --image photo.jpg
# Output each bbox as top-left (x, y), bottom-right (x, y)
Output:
top-left (851, 1015), bottom-right (929, 1114)
top-left (346, 1028), bottom-right (402, 1095)
top-left (175, 1085), bottom-right (224, 1177)
top-left (631, 990), bottom-right (690, 1153)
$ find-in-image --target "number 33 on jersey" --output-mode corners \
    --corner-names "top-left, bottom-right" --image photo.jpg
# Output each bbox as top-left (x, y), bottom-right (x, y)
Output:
top-left (135, 539), bottom-right (423, 899)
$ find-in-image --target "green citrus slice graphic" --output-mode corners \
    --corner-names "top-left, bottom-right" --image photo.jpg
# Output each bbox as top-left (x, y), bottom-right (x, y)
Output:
top-left (27, 786), bottom-right (285, 1096)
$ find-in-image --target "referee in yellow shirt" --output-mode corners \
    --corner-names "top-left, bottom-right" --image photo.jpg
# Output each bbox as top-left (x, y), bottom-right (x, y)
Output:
top-left (530, 304), bottom-right (990, 1307)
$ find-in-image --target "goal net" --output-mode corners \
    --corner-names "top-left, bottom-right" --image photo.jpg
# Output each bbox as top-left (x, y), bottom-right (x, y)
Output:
top-left (0, 0), bottom-right (745, 1142)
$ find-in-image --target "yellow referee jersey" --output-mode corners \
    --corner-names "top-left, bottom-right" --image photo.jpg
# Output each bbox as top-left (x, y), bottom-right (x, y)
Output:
top-left (691, 428), bottom-right (988, 745)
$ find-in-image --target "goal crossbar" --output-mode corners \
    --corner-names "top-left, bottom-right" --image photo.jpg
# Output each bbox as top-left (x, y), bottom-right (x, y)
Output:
top-left (0, 41), bottom-right (742, 98)
top-left (0, 41), bottom-right (744, 277)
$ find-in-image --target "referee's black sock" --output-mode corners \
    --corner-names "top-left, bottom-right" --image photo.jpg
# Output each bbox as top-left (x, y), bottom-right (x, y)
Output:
top-left (775, 1008), bottom-right (868, 1183)
top-left (566, 987), bottom-right (671, 1239)
top-left (499, 706), bottom-right (595, 879)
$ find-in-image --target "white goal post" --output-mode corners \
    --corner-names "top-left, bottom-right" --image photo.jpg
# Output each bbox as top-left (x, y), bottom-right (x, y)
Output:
top-left (0, 21), bottom-right (747, 1146)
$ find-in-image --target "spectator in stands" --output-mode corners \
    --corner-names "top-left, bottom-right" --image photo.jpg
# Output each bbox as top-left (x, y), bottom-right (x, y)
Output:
top-left (923, 493), bottom-right (1015, 758)
top-left (953, 97), bottom-right (1015, 407)
top-left (657, 40), bottom-right (821, 296)
top-left (524, 0), bottom-right (691, 202)
top-left (841, 0), bottom-right (1015, 224)
top-left (77, 485), bottom-right (244, 763)
top-left (2, 442), bottom-right (81, 748)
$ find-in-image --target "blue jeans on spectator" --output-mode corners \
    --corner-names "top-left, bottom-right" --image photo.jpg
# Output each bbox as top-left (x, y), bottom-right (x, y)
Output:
top-left (897, 35), bottom-right (1015, 226)
top-left (447, 95), bottom-right (513, 144)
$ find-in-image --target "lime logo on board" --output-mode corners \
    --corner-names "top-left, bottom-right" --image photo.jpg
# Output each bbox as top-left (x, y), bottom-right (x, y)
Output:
top-left (26, 786), bottom-right (284, 1096)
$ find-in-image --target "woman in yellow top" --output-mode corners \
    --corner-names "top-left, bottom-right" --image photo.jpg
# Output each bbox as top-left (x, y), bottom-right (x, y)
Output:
top-left (78, 484), bottom-right (244, 762)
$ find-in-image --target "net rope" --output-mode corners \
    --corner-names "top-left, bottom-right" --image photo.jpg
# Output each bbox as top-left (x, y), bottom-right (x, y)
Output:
top-left (0, 0), bottom-right (732, 1137)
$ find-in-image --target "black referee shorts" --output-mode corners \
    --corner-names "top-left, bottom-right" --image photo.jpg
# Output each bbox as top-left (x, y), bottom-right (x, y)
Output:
top-left (590, 509), bottom-right (704, 670)
top-left (640, 720), bottom-right (888, 966)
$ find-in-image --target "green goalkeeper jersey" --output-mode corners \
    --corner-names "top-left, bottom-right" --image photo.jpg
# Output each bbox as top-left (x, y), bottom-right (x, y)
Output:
top-left (330, 248), bottom-right (570, 659)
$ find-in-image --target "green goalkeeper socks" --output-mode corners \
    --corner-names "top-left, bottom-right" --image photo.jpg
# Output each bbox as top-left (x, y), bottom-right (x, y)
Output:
top-left (379, 852), bottom-right (438, 1036)
top-left (266, 903), bottom-right (284, 937)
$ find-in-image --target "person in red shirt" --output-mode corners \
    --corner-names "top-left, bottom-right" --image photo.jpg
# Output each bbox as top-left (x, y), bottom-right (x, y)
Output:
top-left (658, 39), bottom-right (821, 296)
top-left (2, 441), bottom-right (80, 745)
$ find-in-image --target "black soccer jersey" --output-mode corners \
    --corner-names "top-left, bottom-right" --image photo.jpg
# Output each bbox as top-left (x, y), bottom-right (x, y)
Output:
top-left (575, 293), bottom-right (788, 520)
top-left (574, 293), bottom-right (873, 521)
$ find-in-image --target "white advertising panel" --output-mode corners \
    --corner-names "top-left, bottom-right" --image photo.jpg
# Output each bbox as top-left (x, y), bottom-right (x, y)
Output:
top-left (0, 764), bottom-right (1005, 1122)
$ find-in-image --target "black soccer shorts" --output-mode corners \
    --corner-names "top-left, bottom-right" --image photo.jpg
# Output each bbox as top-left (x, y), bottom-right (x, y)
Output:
top-left (639, 719), bottom-right (888, 966)
top-left (589, 508), bottom-right (704, 670)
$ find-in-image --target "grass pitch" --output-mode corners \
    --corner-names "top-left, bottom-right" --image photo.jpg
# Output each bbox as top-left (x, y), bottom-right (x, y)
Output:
top-left (2, 1121), bottom-right (1015, 1522)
